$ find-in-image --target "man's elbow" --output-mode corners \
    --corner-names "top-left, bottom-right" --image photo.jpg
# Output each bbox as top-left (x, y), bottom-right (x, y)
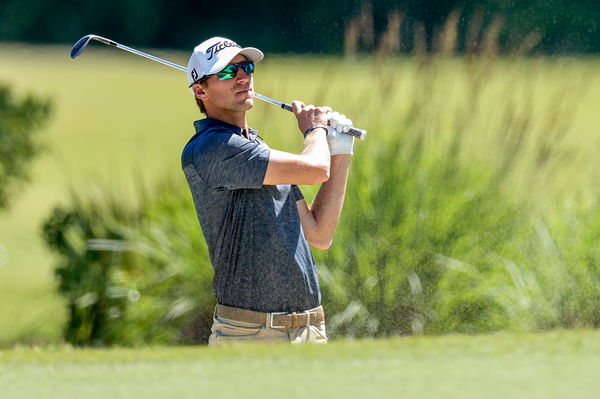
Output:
top-left (308, 237), bottom-right (332, 250)
top-left (306, 163), bottom-right (330, 185)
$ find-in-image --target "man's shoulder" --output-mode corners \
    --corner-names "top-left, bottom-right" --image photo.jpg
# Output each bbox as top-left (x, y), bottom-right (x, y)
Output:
top-left (185, 119), bottom-right (236, 148)
top-left (182, 127), bottom-right (263, 166)
top-left (182, 129), bottom-right (224, 165)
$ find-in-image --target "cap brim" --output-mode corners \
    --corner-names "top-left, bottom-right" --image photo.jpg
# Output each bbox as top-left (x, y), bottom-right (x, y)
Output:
top-left (238, 47), bottom-right (264, 63)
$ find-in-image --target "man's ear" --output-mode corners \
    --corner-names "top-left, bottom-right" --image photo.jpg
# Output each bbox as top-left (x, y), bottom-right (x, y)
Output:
top-left (193, 83), bottom-right (208, 101)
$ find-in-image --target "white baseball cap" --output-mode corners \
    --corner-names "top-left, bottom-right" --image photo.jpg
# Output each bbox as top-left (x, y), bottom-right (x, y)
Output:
top-left (187, 37), bottom-right (264, 87)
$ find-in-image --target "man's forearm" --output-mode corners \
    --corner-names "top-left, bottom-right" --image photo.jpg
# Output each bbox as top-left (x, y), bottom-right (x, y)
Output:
top-left (301, 128), bottom-right (331, 170)
top-left (307, 154), bottom-right (351, 248)
top-left (263, 128), bottom-right (330, 186)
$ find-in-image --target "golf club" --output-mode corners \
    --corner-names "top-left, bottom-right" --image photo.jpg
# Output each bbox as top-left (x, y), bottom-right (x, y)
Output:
top-left (70, 34), bottom-right (367, 140)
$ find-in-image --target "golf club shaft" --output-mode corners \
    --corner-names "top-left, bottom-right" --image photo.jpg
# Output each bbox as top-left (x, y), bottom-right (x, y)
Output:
top-left (253, 93), bottom-right (293, 112)
top-left (71, 35), bottom-right (367, 140)
top-left (103, 37), bottom-right (188, 73)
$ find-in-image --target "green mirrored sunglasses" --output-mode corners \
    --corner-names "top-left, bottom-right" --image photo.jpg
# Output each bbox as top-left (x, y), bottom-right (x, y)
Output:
top-left (217, 61), bottom-right (255, 80)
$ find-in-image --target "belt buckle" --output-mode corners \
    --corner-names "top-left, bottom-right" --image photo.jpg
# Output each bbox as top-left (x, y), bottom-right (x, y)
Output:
top-left (267, 311), bottom-right (289, 330)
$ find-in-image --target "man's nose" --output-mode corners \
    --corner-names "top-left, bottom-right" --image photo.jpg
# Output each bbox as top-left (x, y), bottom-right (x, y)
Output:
top-left (235, 68), bottom-right (251, 81)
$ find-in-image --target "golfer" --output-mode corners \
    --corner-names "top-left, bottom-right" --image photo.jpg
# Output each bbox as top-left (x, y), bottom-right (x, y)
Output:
top-left (181, 37), bottom-right (355, 344)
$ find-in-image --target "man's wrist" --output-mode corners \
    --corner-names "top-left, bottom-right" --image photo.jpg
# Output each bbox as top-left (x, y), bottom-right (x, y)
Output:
top-left (303, 125), bottom-right (329, 138)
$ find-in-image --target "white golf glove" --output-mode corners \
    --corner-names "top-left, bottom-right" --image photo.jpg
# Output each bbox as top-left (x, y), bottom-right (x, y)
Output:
top-left (327, 111), bottom-right (355, 155)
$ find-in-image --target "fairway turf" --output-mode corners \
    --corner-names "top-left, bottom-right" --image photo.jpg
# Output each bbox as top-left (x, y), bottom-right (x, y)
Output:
top-left (1, 330), bottom-right (599, 399)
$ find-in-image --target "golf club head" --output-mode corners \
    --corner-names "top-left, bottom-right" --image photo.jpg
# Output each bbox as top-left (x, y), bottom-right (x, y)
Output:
top-left (70, 34), bottom-right (116, 59)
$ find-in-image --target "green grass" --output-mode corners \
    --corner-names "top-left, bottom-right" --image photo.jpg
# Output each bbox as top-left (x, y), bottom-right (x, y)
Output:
top-left (1, 330), bottom-right (599, 398)
top-left (0, 43), bottom-right (599, 345)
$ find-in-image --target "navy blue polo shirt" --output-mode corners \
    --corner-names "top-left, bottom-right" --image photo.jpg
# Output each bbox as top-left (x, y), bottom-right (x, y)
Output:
top-left (181, 118), bottom-right (321, 313)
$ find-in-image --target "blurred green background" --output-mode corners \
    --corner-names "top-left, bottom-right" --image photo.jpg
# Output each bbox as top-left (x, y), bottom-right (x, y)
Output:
top-left (0, 1), bottom-right (599, 347)
top-left (0, 0), bottom-right (598, 53)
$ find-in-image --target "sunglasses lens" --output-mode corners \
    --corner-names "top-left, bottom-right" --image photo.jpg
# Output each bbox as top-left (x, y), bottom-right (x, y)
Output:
top-left (241, 61), bottom-right (255, 74)
top-left (218, 64), bottom-right (237, 80)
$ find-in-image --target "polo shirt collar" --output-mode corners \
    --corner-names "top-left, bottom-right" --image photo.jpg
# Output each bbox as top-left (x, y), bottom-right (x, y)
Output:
top-left (194, 118), bottom-right (258, 139)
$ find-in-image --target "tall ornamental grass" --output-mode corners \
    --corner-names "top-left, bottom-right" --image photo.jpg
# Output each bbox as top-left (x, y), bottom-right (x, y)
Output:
top-left (43, 55), bottom-right (600, 344)
top-left (315, 56), bottom-right (600, 338)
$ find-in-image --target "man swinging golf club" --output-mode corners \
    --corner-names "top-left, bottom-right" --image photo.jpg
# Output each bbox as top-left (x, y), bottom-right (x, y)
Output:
top-left (181, 37), bottom-right (355, 344)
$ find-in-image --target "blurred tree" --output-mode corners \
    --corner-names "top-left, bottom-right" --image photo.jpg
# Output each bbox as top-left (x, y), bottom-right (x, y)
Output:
top-left (0, 0), bottom-right (597, 54)
top-left (0, 84), bottom-right (52, 209)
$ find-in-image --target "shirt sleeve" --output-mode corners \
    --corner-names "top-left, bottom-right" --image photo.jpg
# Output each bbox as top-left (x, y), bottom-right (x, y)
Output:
top-left (193, 133), bottom-right (270, 190)
top-left (292, 185), bottom-right (304, 201)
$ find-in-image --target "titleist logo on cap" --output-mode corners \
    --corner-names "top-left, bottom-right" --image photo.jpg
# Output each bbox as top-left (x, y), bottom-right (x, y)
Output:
top-left (206, 40), bottom-right (241, 60)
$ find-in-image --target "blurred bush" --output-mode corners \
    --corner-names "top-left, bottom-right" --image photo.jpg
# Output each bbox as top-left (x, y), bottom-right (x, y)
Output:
top-left (42, 182), bottom-right (214, 346)
top-left (317, 135), bottom-right (520, 337)
top-left (0, 84), bottom-right (51, 209)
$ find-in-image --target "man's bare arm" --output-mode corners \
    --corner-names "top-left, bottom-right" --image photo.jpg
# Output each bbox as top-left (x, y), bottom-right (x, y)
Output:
top-left (297, 154), bottom-right (351, 250)
top-left (263, 101), bottom-right (332, 186)
top-left (263, 131), bottom-right (330, 185)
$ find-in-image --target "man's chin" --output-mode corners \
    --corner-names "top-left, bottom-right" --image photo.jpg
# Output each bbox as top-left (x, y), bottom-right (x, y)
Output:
top-left (242, 98), bottom-right (254, 110)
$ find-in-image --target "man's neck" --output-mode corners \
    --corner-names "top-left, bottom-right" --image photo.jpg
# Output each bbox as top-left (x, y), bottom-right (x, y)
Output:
top-left (206, 110), bottom-right (248, 131)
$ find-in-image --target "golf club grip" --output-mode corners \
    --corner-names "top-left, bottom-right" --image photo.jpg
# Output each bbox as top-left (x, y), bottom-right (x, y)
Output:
top-left (279, 102), bottom-right (367, 140)
top-left (344, 127), bottom-right (367, 140)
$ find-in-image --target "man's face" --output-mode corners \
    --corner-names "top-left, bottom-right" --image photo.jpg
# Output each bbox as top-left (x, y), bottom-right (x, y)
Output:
top-left (199, 54), bottom-right (254, 114)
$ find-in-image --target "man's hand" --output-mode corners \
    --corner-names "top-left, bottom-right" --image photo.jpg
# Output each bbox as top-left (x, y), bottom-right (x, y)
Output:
top-left (327, 112), bottom-right (355, 155)
top-left (292, 101), bottom-right (332, 135)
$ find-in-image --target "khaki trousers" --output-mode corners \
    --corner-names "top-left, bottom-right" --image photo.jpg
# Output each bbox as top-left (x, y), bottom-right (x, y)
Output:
top-left (208, 315), bottom-right (328, 345)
